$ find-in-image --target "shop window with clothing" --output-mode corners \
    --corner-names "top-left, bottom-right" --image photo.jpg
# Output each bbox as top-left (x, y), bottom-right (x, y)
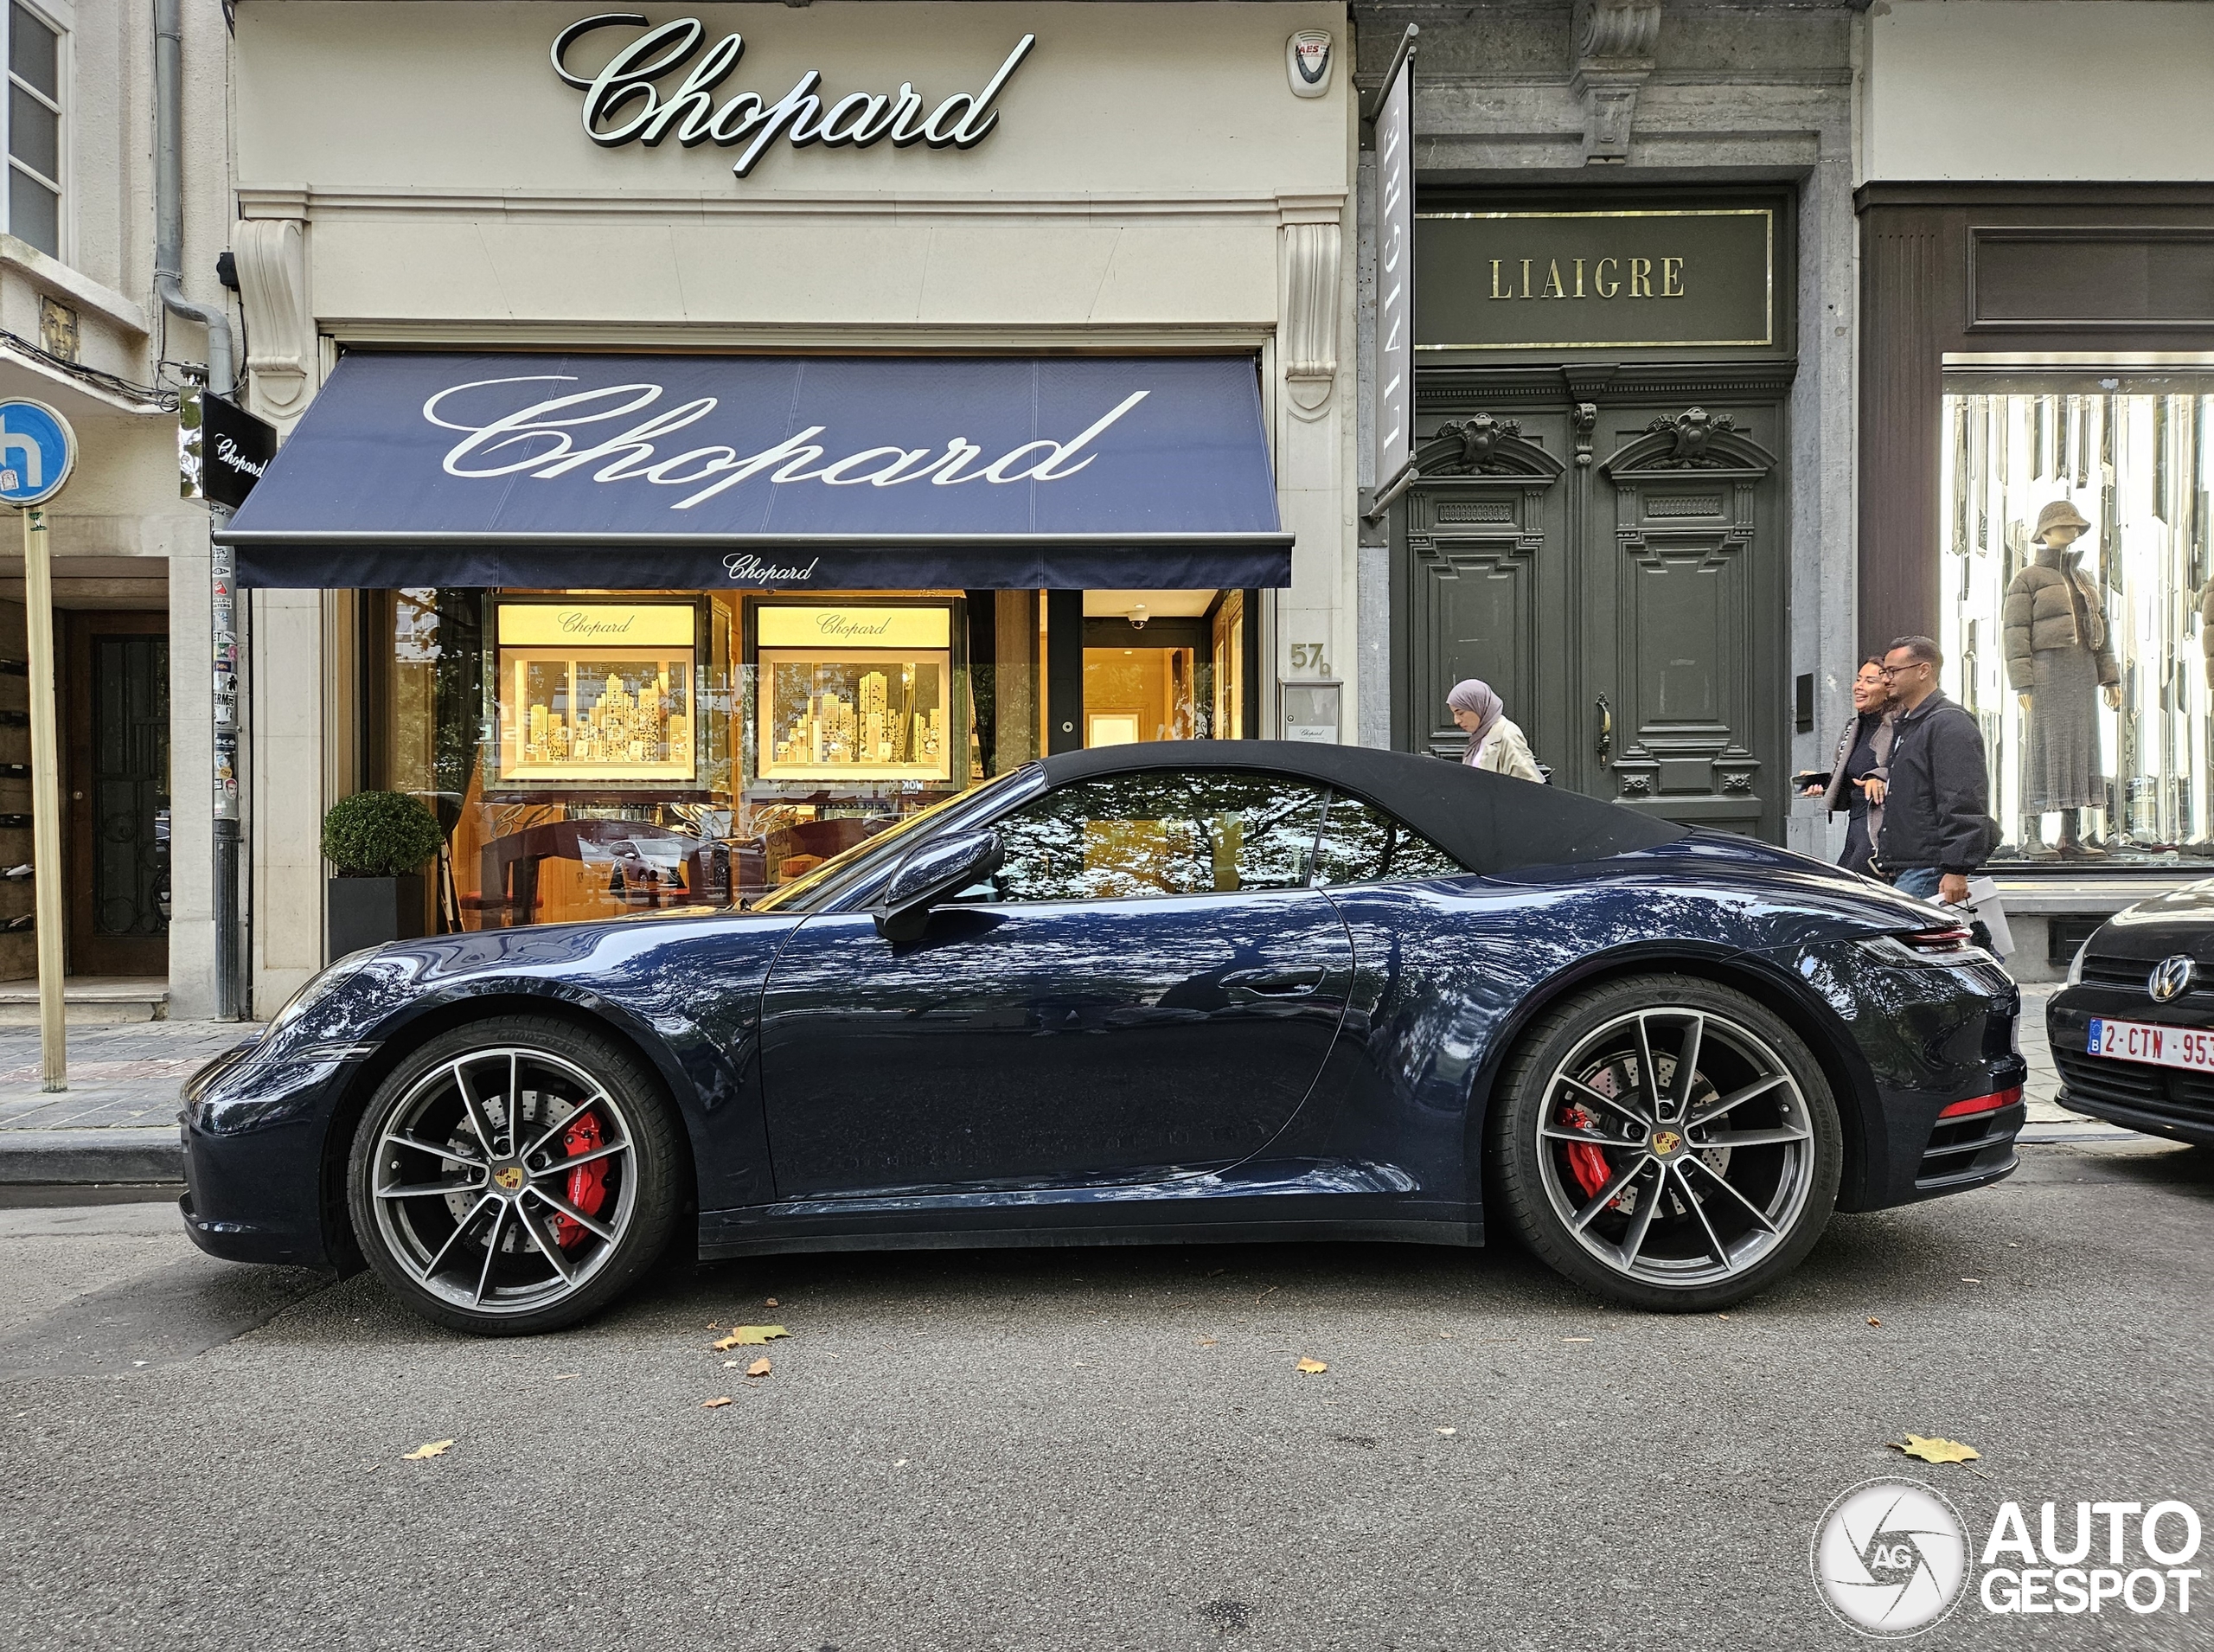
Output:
top-left (1859, 189), bottom-right (2214, 880)
top-left (1939, 376), bottom-right (2214, 861)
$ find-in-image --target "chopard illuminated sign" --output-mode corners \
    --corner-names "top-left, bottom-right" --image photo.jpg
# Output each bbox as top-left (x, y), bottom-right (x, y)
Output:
top-left (422, 375), bottom-right (1150, 511)
top-left (551, 14), bottom-right (1038, 178)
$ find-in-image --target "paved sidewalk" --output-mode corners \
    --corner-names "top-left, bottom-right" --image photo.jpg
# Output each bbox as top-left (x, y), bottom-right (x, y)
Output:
top-left (0, 1021), bottom-right (258, 1182)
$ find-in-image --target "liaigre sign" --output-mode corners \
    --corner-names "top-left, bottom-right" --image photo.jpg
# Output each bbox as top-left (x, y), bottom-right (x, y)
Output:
top-left (1417, 208), bottom-right (1776, 351)
top-left (552, 12), bottom-right (1036, 178)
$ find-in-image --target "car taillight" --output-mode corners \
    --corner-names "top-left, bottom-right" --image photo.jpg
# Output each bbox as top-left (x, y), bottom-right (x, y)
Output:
top-left (1902, 926), bottom-right (1976, 954)
top-left (1857, 926), bottom-right (1994, 968)
top-left (1937, 1085), bottom-right (2022, 1119)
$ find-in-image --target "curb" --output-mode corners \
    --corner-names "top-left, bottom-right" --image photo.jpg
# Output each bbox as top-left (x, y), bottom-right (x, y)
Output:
top-left (0, 1129), bottom-right (183, 1184)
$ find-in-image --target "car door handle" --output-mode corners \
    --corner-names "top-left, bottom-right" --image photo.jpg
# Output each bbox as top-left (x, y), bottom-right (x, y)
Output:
top-left (1222, 966), bottom-right (1326, 997)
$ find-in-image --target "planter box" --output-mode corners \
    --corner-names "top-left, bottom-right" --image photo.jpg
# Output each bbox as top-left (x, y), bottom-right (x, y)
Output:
top-left (327, 874), bottom-right (427, 963)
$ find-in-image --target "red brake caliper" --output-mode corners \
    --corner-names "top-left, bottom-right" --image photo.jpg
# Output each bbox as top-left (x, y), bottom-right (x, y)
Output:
top-left (1561, 1105), bottom-right (1616, 1201)
top-left (552, 1111), bottom-right (608, 1249)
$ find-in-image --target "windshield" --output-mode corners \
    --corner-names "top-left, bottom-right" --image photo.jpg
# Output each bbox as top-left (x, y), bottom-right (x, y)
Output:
top-left (750, 769), bottom-right (1033, 913)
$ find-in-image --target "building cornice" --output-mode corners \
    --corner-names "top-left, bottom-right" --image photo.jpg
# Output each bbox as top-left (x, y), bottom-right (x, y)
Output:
top-left (235, 186), bottom-right (1347, 228)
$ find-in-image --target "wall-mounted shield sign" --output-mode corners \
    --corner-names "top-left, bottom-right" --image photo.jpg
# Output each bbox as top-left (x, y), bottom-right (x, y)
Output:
top-left (1287, 30), bottom-right (1333, 99)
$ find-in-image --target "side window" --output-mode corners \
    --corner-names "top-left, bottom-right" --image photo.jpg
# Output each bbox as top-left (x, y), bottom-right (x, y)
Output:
top-left (1311, 790), bottom-right (1466, 886)
top-left (988, 771), bottom-right (1326, 903)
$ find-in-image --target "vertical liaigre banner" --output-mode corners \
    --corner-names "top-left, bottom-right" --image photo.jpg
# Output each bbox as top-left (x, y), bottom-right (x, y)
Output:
top-left (1372, 29), bottom-right (1416, 497)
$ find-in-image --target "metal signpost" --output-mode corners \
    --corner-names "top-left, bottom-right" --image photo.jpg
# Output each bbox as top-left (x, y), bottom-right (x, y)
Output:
top-left (0, 398), bottom-right (76, 1089)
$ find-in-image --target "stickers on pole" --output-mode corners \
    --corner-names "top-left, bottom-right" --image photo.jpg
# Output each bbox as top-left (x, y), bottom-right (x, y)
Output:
top-left (0, 400), bottom-right (74, 507)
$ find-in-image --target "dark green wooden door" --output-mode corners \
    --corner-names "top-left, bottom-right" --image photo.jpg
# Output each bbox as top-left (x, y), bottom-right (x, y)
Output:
top-left (1395, 390), bottom-right (1787, 842)
top-left (67, 614), bottom-right (170, 975)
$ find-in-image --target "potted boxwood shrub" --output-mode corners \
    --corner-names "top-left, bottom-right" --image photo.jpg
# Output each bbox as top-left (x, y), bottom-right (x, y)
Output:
top-left (323, 791), bottom-right (445, 961)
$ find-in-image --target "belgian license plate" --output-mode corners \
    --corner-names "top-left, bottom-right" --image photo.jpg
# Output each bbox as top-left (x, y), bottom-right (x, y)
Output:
top-left (2088, 1016), bottom-right (2214, 1073)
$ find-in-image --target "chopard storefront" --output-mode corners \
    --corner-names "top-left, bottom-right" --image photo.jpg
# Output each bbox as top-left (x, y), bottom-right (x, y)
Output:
top-left (221, 3), bottom-right (1355, 1006)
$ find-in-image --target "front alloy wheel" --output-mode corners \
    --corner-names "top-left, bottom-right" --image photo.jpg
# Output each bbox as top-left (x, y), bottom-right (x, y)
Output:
top-left (348, 1017), bottom-right (681, 1335)
top-left (1492, 976), bottom-right (1841, 1311)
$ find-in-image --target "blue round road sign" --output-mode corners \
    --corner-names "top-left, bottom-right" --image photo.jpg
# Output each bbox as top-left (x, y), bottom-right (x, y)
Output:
top-left (0, 399), bottom-right (75, 507)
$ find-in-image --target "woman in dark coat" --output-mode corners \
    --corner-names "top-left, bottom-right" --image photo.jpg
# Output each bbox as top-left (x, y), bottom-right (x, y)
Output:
top-left (1801, 656), bottom-right (1896, 876)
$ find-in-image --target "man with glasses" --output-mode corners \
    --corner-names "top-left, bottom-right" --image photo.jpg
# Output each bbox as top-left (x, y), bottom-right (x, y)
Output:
top-left (1873, 635), bottom-right (1999, 908)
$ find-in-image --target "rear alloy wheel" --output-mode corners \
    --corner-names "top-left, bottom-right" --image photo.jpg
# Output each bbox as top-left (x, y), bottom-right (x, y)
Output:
top-left (347, 1017), bottom-right (681, 1335)
top-left (1491, 976), bottom-right (1841, 1312)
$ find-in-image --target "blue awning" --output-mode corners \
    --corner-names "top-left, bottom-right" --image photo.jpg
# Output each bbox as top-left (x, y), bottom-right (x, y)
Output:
top-left (219, 352), bottom-right (1289, 590)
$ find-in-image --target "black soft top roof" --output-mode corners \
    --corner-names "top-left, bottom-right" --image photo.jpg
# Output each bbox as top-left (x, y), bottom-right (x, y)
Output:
top-left (1033, 741), bottom-right (1686, 875)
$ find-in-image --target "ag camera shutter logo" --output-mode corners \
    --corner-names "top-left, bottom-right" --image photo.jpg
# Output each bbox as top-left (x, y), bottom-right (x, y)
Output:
top-left (1811, 1480), bottom-right (1969, 1637)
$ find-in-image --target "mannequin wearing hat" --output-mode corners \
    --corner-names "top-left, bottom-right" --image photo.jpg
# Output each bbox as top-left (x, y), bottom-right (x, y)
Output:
top-left (2002, 500), bottom-right (2121, 857)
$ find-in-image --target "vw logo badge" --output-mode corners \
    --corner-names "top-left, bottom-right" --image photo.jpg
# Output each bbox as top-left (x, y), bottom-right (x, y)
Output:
top-left (2148, 955), bottom-right (2196, 1002)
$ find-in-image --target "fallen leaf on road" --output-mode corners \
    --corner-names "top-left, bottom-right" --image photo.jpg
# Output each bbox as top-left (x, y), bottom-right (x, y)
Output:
top-left (745, 1357), bottom-right (772, 1378)
top-left (712, 1324), bottom-right (790, 1350)
top-left (1196, 1337), bottom-right (1219, 1347)
top-left (1890, 1434), bottom-right (1980, 1466)
top-left (402, 1439), bottom-right (454, 1461)
top-left (1867, 1318), bottom-right (1882, 1328)
top-left (701, 1396), bottom-right (734, 1410)
top-left (1296, 1357), bottom-right (1328, 1374)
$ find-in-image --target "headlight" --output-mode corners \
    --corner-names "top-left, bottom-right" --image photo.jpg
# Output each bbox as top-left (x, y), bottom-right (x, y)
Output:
top-left (2065, 942), bottom-right (2088, 986)
top-left (267, 948), bottom-right (377, 1032)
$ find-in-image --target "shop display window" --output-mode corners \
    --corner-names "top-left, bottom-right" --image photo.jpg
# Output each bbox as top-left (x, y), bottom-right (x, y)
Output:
top-left (755, 603), bottom-right (954, 783)
top-left (492, 602), bottom-right (698, 786)
top-left (1939, 375), bottom-right (2214, 862)
top-left (368, 588), bottom-right (1048, 932)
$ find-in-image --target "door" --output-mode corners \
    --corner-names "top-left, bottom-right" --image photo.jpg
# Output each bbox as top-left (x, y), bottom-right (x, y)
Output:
top-left (65, 613), bottom-right (169, 976)
top-left (1394, 392), bottom-right (1787, 841)
top-left (758, 768), bottom-right (1355, 1199)
top-left (1585, 406), bottom-right (1782, 836)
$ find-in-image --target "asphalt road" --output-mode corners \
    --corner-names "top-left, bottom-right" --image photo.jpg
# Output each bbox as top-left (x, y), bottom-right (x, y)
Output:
top-left (1, 1139), bottom-right (2208, 1652)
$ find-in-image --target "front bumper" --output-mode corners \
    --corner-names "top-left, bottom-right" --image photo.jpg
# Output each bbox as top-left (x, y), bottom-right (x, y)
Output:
top-left (178, 1036), bottom-right (361, 1267)
top-left (2048, 988), bottom-right (2214, 1146)
top-left (1786, 940), bottom-right (2026, 1211)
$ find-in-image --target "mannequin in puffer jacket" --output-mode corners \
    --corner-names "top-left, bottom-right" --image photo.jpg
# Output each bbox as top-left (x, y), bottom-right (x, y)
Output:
top-left (2003, 499), bottom-right (2121, 857)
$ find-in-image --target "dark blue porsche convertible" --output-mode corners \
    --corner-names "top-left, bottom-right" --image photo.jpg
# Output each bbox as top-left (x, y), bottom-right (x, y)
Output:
top-left (181, 743), bottom-right (2027, 1333)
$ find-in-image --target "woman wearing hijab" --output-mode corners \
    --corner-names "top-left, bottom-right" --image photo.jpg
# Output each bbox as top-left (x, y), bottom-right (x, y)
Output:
top-left (1446, 679), bottom-right (1544, 782)
top-left (1801, 656), bottom-right (1896, 876)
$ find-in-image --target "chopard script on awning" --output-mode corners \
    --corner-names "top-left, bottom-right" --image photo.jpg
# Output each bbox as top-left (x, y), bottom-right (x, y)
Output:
top-left (426, 374), bottom-right (1151, 511)
top-left (551, 14), bottom-right (1037, 177)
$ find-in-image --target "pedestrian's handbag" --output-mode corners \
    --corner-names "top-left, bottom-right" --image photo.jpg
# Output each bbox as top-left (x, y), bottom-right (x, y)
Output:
top-left (1961, 874), bottom-right (2013, 961)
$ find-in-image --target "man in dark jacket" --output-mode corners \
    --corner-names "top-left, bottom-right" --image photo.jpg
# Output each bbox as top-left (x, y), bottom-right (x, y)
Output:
top-left (1876, 635), bottom-right (1995, 906)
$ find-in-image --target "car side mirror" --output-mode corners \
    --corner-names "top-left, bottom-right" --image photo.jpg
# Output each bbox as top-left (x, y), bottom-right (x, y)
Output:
top-left (872, 828), bottom-right (1003, 944)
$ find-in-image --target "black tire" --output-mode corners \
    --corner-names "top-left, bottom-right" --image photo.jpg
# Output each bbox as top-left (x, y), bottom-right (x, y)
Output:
top-left (347, 1015), bottom-right (684, 1335)
top-left (1488, 974), bottom-right (1841, 1312)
